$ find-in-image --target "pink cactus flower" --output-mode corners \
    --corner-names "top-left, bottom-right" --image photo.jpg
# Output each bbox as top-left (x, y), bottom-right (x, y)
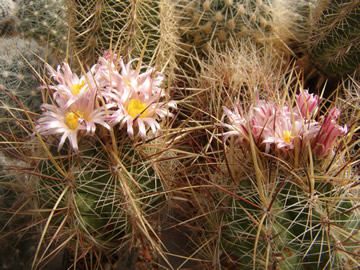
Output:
top-left (45, 62), bottom-right (100, 109)
top-left (36, 88), bottom-right (110, 152)
top-left (312, 108), bottom-right (347, 157)
top-left (104, 58), bottom-right (176, 142)
top-left (221, 92), bottom-right (321, 153)
top-left (261, 106), bottom-right (304, 151)
top-left (221, 101), bottom-right (249, 143)
top-left (296, 89), bottom-right (320, 119)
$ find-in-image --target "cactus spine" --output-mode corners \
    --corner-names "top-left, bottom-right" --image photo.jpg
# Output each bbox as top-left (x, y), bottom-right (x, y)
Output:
top-left (15, 0), bottom-right (68, 56)
top-left (0, 37), bottom-right (46, 135)
top-left (0, 0), bottom-right (17, 33)
top-left (307, 0), bottom-right (360, 77)
top-left (68, 0), bottom-right (180, 72)
top-left (175, 0), bottom-right (309, 57)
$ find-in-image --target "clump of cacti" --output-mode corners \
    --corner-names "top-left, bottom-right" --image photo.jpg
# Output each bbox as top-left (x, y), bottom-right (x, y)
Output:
top-left (307, 0), bottom-right (360, 77)
top-left (15, 0), bottom-right (68, 56)
top-left (1, 1), bottom-right (360, 269)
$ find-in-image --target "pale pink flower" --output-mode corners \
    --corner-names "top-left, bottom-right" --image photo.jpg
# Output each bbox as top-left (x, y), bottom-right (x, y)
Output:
top-left (221, 101), bottom-right (249, 143)
top-left (105, 58), bottom-right (176, 142)
top-left (36, 88), bottom-right (110, 152)
top-left (312, 108), bottom-right (347, 157)
top-left (261, 106), bottom-right (303, 151)
top-left (296, 89), bottom-right (320, 119)
top-left (45, 62), bottom-right (100, 109)
top-left (93, 51), bottom-right (122, 92)
top-left (221, 92), bottom-right (320, 153)
top-left (248, 98), bottom-right (278, 143)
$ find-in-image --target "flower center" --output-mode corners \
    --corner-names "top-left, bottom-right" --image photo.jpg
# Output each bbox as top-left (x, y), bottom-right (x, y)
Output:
top-left (282, 130), bottom-right (294, 143)
top-left (127, 99), bottom-right (147, 118)
top-left (70, 80), bottom-right (86, 95)
top-left (65, 111), bottom-right (84, 130)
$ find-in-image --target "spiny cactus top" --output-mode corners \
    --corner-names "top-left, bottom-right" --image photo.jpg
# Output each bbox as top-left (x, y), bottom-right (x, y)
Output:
top-left (0, 0), bottom-right (17, 24)
top-left (36, 51), bottom-right (177, 152)
top-left (221, 89), bottom-right (347, 158)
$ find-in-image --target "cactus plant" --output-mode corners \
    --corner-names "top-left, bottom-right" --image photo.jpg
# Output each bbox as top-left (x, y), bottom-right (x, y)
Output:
top-left (187, 82), bottom-right (360, 268)
top-left (0, 37), bottom-right (44, 108)
top-left (0, 0), bottom-right (17, 34)
top-left (0, 50), bottom-right (178, 268)
top-left (176, 35), bottom-right (360, 268)
top-left (68, 0), bottom-right (180, 73)
top-left (0, 36), bottom-right (46, 135)
top-left (174, 0), bottom-right (310, 57)
top-left (307, 0), bottom-right (360, 77)
top-left (15, 0), bottom-right (68, 56)
top-left (28, 137), bottom-right (166, 268)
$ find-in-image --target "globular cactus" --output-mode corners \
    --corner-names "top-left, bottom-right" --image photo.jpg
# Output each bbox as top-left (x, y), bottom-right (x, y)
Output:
top-left (29, 138), bottom-right (167, 268)
top-left (190, 87), bottom-right (360, 268)
top-left (180, 38), bottom-right (360, 267)
top-left (174, 0), bottom-right (309, 57)
top-left (0, 36), bottom-right (45, 135)
top-left (0, 0), bottom-right (17, 34)
top-left (0, 50), bottom-right (178, 268)
top-left (307, 0), bottom-right (360, 77)
top-left (16, 0), bottom-right (68, 56)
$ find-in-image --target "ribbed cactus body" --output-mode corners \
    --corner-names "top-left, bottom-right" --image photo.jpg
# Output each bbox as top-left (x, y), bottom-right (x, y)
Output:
top-left (280, 180), bottom-right (360, 269)
top-left (35, 139), bottom-right (165, 258)
top-left (307, 0), bottom-right (360, 77)
top-left (220, 170), bottom-right (360, 269)
top-left (68, 0), bottom-right (180, 77)
top-left (70, 0), bottom-right (160, 67)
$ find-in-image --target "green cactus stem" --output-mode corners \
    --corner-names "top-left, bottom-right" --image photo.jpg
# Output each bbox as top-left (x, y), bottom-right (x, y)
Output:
top-left (307, 0), bottom-right (360, 77)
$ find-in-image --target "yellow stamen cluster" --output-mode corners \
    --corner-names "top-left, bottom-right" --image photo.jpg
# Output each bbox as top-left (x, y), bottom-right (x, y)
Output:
top-left (127, 99), bottom-right (147, 118)
top-left (70, 80), bottom-right (86, 95)
top-left (282, 130), bottom-right (294, 143)
top-left (65, 111), bottom-right (83, 130)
